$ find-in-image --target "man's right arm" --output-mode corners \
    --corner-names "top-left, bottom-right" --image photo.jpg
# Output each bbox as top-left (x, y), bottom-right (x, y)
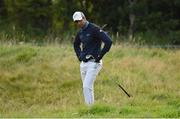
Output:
top-left (73, 34), bottom-right (82, 61)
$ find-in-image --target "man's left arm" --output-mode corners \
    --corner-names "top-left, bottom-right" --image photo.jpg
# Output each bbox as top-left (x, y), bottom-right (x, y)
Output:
top-left (95, 28), bottom-right (112, 62)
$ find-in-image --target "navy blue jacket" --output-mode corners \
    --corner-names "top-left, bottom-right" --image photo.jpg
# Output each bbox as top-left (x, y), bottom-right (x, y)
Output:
top-left (73, 22), bottom-right (112, 62)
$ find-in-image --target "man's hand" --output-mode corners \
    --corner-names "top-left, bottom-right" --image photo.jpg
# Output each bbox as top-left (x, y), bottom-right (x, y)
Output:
top-left (95, 55), bottom-right (103, 63)
top-left (78, 55), bottom-right (82, 62)
top-left (78, 57), bottom-right (82, 62)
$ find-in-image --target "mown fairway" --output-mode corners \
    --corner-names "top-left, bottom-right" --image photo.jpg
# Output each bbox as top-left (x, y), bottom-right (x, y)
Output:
top-left (0, 44), bottom-right (179, 117)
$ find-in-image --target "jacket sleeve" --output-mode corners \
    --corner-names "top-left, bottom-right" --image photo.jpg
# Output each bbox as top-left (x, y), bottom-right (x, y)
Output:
top-left (94, 27), bottom-right (112, 58)
top-left (73, 33), bottom-right (82, 61)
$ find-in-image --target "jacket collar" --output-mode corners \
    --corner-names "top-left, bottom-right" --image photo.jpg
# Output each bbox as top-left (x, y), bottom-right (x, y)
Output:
top-left (82, 21), bottom-right (89, 30)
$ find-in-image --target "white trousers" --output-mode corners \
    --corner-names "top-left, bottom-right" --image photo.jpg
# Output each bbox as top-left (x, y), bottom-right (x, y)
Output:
top-left (80, 61), bottom-right (102, 105)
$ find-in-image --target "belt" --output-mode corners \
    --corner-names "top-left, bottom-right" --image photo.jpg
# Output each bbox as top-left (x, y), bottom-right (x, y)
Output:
top-left (82, 58), bottom-right (95, 62)
top-left (87, 59), bottom-right (96, 62)
top-left (83, 55), bottom-right (99, 63)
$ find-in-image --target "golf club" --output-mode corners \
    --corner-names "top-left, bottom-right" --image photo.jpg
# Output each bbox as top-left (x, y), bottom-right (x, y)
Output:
top-left (103, 69), bottom-right (132, 98)
top-left (112, 79), bottom-right (131, 97)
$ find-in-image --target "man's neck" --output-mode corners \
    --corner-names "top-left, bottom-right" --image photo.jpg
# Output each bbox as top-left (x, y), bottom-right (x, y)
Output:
top-left (82, 21), bottom-right (89, 30)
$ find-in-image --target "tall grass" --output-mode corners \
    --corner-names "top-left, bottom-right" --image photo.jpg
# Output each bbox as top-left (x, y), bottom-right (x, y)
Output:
top-left (1, 26), bottom-right (180, 45)
top-left (0, 44), bottom-right (179, 117)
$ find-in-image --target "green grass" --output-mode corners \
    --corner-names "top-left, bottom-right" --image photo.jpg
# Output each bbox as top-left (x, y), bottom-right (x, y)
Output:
top-left (0, 44), bottom-right (179, 117)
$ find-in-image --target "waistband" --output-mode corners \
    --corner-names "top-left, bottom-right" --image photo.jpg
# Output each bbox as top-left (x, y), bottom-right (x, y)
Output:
top-left (83, 59), bottom-right (102, 63)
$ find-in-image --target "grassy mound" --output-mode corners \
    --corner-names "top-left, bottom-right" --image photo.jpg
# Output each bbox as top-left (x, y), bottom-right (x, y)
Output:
top-left (0, 44), bottom-right (179, 117)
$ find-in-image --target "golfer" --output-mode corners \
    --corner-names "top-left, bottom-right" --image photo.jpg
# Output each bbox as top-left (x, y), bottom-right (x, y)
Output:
top-left (73, 11), bottom-right (112, 105)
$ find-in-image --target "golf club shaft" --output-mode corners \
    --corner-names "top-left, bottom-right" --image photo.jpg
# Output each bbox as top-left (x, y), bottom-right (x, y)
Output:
top-left (116, 82), bottom-right (131, 97)
top-left (103, 69), bottom-right (131, 98)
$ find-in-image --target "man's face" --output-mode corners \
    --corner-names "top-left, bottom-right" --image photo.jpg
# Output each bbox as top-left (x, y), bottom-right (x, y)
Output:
top-left (75, 19), bottom-right (86, 28)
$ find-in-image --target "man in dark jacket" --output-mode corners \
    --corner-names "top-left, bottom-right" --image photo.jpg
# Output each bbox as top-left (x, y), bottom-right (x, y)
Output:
top-left (73, 11), bottom-right (112, 105)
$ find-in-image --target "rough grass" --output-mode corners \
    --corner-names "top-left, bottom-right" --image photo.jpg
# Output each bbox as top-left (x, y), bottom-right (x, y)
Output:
top-left (0, 44), bottom-right (179, 117)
